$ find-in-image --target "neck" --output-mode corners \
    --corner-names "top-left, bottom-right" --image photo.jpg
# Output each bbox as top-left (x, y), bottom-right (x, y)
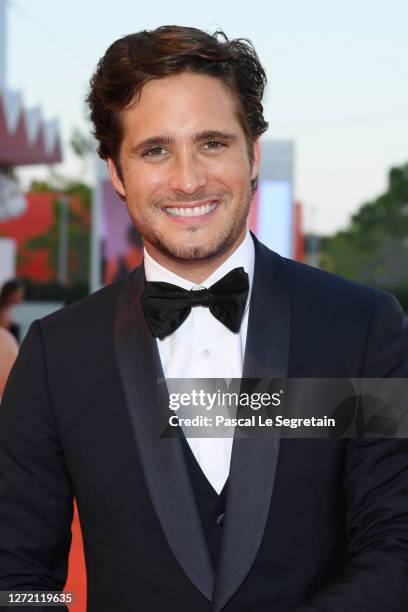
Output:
top-left (144, 233), bottom-right (246, 284)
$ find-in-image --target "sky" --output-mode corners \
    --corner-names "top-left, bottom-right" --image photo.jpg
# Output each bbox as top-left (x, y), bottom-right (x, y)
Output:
top-left (5, 0), bottom-right (408, 234)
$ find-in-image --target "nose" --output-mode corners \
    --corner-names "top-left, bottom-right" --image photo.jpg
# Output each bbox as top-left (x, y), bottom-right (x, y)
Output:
top-left (168, 149), bottom-right (208, 196)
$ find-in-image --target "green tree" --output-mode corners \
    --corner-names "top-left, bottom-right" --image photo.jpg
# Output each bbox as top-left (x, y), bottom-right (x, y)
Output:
top-left (321, 163), bottom-right (408, 305)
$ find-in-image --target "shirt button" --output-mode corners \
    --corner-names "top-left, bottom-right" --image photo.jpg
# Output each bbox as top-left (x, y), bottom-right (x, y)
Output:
top-left (201, 349), bottom-right (210, 359)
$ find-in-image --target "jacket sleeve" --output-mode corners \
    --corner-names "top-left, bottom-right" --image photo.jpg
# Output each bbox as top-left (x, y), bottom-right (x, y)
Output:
top-left (295, 292), bottom-right (408, 612)
top-left (0, 320), bottom-right (73, 611)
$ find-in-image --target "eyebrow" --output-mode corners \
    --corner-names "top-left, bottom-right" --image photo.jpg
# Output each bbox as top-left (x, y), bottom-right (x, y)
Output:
top-left (129, 130), bottom-right (238, 156)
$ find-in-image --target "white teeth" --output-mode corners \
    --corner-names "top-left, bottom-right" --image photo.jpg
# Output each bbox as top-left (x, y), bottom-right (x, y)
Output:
top-left (165, 203), bottom-right (217, 217)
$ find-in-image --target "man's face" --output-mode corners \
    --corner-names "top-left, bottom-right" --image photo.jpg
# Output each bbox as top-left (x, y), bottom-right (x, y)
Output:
top-left (108, 72), bottom-right (260, 266)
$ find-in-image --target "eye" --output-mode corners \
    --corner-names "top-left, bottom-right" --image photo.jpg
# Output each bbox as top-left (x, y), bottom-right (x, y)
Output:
top-left (203, 140), bottom-right (226, 150)
top-left (142, 146), bottom-right (167, 157)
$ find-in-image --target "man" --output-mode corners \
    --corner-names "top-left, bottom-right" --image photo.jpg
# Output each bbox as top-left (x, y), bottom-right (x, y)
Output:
top-left (0, 25), bottom-right (408, 612)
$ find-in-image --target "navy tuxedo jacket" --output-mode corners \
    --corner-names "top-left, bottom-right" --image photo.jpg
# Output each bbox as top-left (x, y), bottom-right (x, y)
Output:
top-left (1, 236), bottom-right (408, 611)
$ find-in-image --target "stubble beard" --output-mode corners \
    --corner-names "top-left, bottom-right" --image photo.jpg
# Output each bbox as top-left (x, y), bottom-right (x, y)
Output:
top-left (130, 185), bottom-right (253, 264)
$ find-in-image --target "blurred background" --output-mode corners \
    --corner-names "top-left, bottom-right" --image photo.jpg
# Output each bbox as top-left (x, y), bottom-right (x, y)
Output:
top-left (0, 0), bottom-right (407, 607)
top-left (1, 0), bottom-right (407, 335)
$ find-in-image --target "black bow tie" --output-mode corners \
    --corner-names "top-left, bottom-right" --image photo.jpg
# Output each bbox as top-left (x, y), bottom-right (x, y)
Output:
top-left (142, 267), bottom-right (249, 340)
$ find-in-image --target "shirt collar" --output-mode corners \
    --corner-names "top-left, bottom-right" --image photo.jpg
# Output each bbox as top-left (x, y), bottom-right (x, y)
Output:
top-left (143, 230), bottom-right (255, 299)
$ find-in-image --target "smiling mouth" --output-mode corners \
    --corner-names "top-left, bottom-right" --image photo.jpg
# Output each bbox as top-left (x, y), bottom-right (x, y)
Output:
top-left (164, 202), bottom-right (218, 217)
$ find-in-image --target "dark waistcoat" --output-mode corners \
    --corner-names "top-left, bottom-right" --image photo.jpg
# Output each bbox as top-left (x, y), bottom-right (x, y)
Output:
top-left (182, 438), bottom-right (228, 567)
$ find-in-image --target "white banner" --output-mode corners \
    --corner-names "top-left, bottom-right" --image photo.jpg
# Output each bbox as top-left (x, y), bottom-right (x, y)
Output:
top-left (0, 238), bottom-right (16, 286)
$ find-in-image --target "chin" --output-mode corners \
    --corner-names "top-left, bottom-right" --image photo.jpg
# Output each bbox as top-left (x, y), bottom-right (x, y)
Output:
top-left (165, 245), bottom-right (217, 262)
top-left (160, 236), bottom-right (235, 263)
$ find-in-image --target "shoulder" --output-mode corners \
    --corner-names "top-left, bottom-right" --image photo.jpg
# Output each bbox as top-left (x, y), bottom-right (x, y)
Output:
top-left (21, 276), bottom-right (134, 383)
top-left (255, 238), bottom-right (401, 316)
top-left (41, 277), bottom-right (124, 330)
top-left (35, 277), bottom-right (128, 355)
top-left (286, 258), bottom-right (406, 348)
top-left (285, 256), bottom-right (399, 310)
top-left (0, 327), bottom-right (18, 357)
top-left (255, 241), bottom-right (408, 375)
top-left (0, 328), bottom-right (18, 395)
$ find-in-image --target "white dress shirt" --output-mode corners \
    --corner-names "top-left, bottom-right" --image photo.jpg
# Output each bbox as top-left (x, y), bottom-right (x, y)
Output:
top-left (144, 231), bottom-right (255, 493)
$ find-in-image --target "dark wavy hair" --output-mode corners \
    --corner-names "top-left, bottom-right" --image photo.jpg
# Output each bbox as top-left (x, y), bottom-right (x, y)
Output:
top-left (87, 25), bottom-right (269, 192)
top-left (0, 279), bottom-right (24, 308)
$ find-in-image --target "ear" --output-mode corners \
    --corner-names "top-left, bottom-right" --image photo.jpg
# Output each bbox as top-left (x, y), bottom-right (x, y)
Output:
top-left (107, 158), bottom-right (126, 199)
top-left (250, 138), bottom-right (261, 181)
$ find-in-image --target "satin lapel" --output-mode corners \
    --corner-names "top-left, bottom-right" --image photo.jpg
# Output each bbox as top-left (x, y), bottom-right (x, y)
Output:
top-left (113, 265), bottom-right (214, 602)
top-left (213, 237), bottom-right (290, 612)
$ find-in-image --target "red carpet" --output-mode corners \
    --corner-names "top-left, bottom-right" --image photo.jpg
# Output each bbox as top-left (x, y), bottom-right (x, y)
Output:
top-left (65, 502), bottom-right (87, 611)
